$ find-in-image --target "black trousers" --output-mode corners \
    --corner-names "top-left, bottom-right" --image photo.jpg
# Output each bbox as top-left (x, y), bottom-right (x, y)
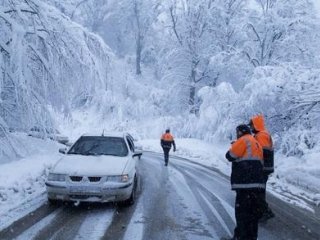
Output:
top-left (163, 148), bottom-right (171, 164)
top-left (261, 173), bottom-right (270, 213)
top-left (233, 189), bottom-right (263, 240)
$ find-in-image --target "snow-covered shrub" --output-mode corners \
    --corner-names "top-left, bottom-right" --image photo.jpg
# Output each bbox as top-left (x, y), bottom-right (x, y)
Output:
top-left (196, 64), bottom-right (320, 155)
top-left (279, 67), bottom-right (320, 155)
top-left (281, 126), bottom-right (317, 157)
top-left (196, 83), bottom-right (239, 141)
top-left (195, 65), bottom-right (286, 142)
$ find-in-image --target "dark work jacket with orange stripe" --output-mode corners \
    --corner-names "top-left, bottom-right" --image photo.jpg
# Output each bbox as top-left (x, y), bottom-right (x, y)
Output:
top-left (226, 134), bottom-right (265, 191)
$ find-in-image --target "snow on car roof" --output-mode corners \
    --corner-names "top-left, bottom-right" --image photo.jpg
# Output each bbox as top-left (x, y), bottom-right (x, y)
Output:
top-left (81, 131), bottom-right (128, 138)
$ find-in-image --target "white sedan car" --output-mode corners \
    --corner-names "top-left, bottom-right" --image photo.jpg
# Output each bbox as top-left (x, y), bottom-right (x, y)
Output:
top-left (45, 132), bottom-right (140, 205)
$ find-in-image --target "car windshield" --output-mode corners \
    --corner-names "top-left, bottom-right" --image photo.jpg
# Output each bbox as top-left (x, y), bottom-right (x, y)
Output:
top-left (68, 136), bottom-right (128, 157)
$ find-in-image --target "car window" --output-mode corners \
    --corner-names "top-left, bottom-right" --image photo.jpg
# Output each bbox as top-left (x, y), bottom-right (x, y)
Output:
top-left (127, 134), bottom-right (134, 141)
top-left (126, 136), bottom-right (135, 152)
top-left (68, 136), bottom-right (129, 156)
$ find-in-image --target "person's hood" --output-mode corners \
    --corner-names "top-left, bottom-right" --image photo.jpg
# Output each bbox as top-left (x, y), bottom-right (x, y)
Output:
top-left (251, 115), bottom-right (266, 132)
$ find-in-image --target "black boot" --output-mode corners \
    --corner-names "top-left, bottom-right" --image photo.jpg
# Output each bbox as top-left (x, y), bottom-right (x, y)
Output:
top-left (259, 208), bottom-right (275, 223)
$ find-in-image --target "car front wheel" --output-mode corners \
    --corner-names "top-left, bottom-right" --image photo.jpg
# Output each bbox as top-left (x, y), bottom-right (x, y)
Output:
top-left (48, 198), bottom-right (59, 205)
top-left (122, 176), bottom-right (137, 206)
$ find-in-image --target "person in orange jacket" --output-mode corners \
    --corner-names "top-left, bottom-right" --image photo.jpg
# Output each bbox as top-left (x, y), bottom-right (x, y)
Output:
top-left (223, 124), bottom-right (265, 240)
top-left (249, 114), bottom-right (275, 222)
top-left (160, 128), bottom-right (176, 166)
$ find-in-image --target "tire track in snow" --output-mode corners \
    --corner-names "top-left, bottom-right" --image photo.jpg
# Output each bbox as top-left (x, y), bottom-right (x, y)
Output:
top-left (142, 155), bottom-right (214, 239)
top-left (172, 164), bottom-right (235, 222)
top-left (15, 208), bottom-right (62, 240)
top-left (32, 205), bottom-right (88, 240)
top-left (45, 204), bottom-right (118, 240)
top-left (168, 166), bottom-right (217, 239)
top-left (138, 156), bottom-right (188, 240)
top-left (0, 202), bottom-right (57, 239)
top-left (175, 165), bottom-right (235, 226)
top-left (122, 195), bottom-right (145, 240)
top-left (122, 168), bottom-right (144, 240)
top-left (73, 207), bottom-right (114, 240)
top-left (170, 164), bottom-right (234, 239)
top-left (198, 191), bottom-right (232, 236)
top-left (101, 177), bottom-right (142, 240)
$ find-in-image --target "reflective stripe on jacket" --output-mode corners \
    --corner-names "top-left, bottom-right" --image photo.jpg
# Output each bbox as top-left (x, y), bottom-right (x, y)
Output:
top-left (251, 115), bottom-right (274, 174)
top-left (228, 134), bottom-right (265, 190)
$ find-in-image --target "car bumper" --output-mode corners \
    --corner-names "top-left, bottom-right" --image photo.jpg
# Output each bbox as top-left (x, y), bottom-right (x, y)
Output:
top-left (45, 181), bottom-right (133, 203)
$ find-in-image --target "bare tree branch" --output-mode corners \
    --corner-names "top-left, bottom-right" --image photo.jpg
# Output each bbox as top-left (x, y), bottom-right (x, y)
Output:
top-left (169, 5), bottom-right (183, 46)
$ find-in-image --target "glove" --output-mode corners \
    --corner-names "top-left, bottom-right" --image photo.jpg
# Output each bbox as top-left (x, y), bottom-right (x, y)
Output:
top-left (173, 148), bottom-right (176, 152)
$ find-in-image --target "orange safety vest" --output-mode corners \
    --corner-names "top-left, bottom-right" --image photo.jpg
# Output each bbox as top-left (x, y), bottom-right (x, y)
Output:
top-left (161, 133), bottom-right (174, 142)
top-left (229, 134), bottom-right (263, 162)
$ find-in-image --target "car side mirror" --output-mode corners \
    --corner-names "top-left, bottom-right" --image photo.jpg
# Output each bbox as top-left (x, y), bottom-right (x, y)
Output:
top-left (59, 148), bottom-right (68, 154)
top-left (133, 153), bottom-right (142, 159)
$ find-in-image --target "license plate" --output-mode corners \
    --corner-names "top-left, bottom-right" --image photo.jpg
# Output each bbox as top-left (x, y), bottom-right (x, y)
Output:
top-left (70, 186), bottom-right (101, 194)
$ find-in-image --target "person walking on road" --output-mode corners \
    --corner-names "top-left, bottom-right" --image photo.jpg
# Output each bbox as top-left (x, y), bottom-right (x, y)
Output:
top-left (249, 114), bottom-right (275, 222)
top-left (160, 128), bottom-right (176, 166)
top-left (222, 124), bottom-right (265, 240)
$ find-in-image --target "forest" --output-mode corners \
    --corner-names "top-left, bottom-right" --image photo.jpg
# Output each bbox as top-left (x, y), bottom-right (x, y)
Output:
top-left (1, 0), bottom-right (320, 161)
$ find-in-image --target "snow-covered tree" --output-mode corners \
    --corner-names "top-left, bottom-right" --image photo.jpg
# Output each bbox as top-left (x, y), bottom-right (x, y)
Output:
top-left (243, 0), bottom-right (319, 67)
top-left (0, 0), bottom-right (112, 160)
top-left (163, 0), bottom-right (216, 113)
top-left (1, 0), bottom-right (320, 159)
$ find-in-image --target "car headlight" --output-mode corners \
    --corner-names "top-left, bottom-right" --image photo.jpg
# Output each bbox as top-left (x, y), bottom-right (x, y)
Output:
top-left (48, 173), bottom-right (66, 182)
top-left (107, 174), bottom-right (129, 183)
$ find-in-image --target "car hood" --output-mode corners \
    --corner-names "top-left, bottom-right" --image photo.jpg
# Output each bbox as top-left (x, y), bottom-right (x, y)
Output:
top-left (52, 154), bottom-right (130, 176)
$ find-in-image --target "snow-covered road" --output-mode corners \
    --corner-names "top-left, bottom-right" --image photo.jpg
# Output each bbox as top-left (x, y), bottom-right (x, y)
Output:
top-left (0, 152), bottom-right (319, 240)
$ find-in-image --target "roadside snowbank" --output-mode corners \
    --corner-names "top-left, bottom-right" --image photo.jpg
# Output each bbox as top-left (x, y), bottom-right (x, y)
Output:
top-left (273, 152), bottom-right (320, 207)
top-left (0, 133), bottom-right (62, 228)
